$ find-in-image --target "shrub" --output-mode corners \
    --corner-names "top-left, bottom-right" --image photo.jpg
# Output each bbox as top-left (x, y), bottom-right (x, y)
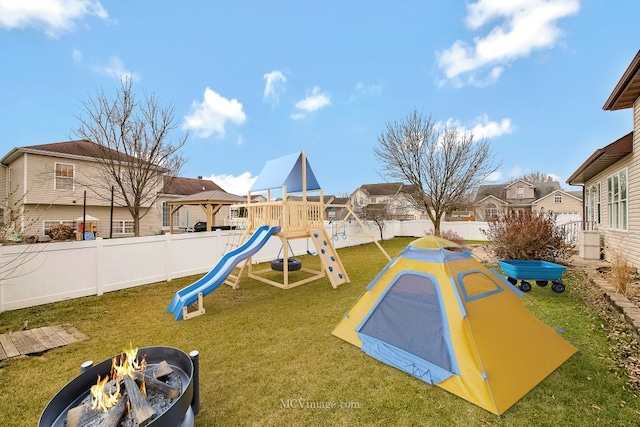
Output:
top-left (482, 210), bottom-right (568, 261)
top-left (434, 229), bottom-right (464, 245)
top-left (48, 224), bottom-right (74, 240)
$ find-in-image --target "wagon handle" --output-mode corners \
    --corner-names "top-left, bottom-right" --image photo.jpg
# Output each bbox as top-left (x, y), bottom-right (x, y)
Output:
top-left (546, 245), bottom-right (557, 262)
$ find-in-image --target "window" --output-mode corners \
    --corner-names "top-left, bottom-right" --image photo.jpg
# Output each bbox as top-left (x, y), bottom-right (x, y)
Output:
top-left (587, 184), bottom-right (601, 225)
top-left (161, 202), bottom-right (179, 227)
top-left (516, 186), bottom-right (524, 199)
top-left (112, 220), bottom-right (134, 235)
top-left (484, 203), bottom-right (498, 220)
top-left (608, 170), bottom-right (627, 231)
top-left (55, 163), bottom-right (74, 190)
top-left (554, 192), bottom-right (562, 203)
top-left (596, 182), bottom-right (601, 224)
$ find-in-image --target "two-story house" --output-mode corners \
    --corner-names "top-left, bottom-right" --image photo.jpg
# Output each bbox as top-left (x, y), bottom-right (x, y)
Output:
top-left (0, 139), bottom-right (164, 239)
top-left (567, 50), bottom-right (640, 266)
top-left (474, 180), bottom-right (582, 222)
top-left (0, 139), bottom-right (238, 239)
top-left (349, 183), bottom-right (427, 221)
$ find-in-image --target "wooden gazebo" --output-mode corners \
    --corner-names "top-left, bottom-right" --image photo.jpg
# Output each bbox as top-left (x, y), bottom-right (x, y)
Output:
top-left (168, 190), bottom-right (246, 232)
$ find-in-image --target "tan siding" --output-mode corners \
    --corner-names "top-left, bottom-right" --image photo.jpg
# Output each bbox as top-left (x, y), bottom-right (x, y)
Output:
top-left (585, 141), bottom-right (640, 268)
top-left (533, 193), bottom-right (582, 214)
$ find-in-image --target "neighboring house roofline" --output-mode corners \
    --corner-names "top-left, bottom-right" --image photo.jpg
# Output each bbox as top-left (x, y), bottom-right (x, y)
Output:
top-left (531, 189), bottom-right (583, 205)
top-left (603, 50), bottom-right (640, 111)
top-left (566, 132), bottom-right (633, 186)
top-left (505, 179), bottom-right (534, 188)
top-left (0, 139), bottom-right (165, 171)
top-left (475, 194), bottom-right (508, 205)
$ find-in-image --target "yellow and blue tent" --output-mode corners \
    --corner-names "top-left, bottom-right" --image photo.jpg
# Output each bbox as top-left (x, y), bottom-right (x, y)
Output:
top-left (332, 235), bottom-right (577, 415)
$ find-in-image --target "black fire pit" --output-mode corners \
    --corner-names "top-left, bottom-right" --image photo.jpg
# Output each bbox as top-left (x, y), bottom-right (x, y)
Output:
top-left (39, 346), bottom-right (200, 427)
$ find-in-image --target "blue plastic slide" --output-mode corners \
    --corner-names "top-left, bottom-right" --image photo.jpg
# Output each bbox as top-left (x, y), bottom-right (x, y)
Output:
top-left (167, 225), bottom-right (281, 320)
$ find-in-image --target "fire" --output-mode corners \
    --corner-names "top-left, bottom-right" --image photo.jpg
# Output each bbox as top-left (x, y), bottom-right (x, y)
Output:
top-left (90, 345), bottom-right (147, 411)
top-left (90, 375), bottom-right (120, 412)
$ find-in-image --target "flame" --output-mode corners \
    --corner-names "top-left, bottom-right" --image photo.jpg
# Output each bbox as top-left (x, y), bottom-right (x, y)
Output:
top-left (90, 374), bottom-right (120, 412)
top-left (89, 345), bottom-right (148, 411)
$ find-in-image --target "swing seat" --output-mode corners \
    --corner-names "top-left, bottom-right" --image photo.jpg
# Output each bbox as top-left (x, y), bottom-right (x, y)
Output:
top-left (271, 257), bottom-right (302, 272)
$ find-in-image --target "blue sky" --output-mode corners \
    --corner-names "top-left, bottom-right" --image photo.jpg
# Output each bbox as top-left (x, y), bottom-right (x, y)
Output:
top-left (1, 1), bottom-right (639, 196)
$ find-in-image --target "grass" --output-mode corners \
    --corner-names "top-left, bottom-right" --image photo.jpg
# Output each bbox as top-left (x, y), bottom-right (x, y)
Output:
top-left (1, 237), bottom-right (639, 426)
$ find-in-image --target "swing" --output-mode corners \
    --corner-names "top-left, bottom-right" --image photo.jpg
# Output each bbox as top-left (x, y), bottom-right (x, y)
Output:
top-left (271, 241), bottom-right (302, 271)
top-left (306, 237), bottom-right (317, 256)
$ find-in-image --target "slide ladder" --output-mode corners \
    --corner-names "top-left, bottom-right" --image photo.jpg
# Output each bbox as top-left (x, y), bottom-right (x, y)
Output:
top-left (310, 228), bottom-right (349, 288)
top-left (167, 225), bottom-right (280, 320)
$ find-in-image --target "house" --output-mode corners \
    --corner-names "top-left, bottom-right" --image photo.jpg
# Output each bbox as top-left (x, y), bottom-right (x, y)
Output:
top-left (474, 180), bottom-right (582, 223)
top-left (350, 183), bottom-right (427, 220)
top-left (325, 196), bottom-right (351, 221)
top-left (0, 139), bottom-right (165, 239)
top-left (0, 139), bottom-right (238, 239)
top-left (567, 50), bottom-right (640, 265)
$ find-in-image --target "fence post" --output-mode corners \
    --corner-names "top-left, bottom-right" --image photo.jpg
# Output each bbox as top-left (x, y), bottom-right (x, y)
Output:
top-left (95, 238), bottom-right (104, 296)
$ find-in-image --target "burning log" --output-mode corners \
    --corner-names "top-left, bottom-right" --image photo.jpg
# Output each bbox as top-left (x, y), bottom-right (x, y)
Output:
top-left (66, 404), bottom-right (103, 427)
top-left (150, 360), bottom-right (173, 379)
top-left (135, 370), bottom-right (180, 399)
top-left (123, 375), bottom-right (156, 426)
top-left (97, 392), bottom-right (127, 427)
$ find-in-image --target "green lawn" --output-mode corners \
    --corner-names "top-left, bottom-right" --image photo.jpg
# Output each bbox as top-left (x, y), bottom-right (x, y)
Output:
top-left (1, 238), bottom-right (639, 426)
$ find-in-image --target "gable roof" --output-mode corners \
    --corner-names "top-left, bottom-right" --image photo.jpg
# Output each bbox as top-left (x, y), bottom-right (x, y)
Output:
top-left (603, 50), bottom-right (640, 111)
top-left (163, 176), bottom-right (224, 195)
top-left (566, 132), bottom-right (633, 185)
top-left (475, 181), bottom-right (562, 204)
top-left (1, 139), bottom-right (143, 166)
top-left (532, 188), bottom-right (583, 204)
top-left (356, 182), bottom-right (404, 197)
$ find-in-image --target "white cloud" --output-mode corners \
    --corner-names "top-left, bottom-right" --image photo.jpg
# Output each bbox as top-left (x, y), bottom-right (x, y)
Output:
top-left (207, 172), bottom-right (256, 196)
top-left (263, 70), bottom-right (287, 105)
top-left (290, 112), bottom-right (306, 120)
top-left (468, 114), bottom-right (513, 138)
top-left (73, 50), bottom-right (140, 81)
top-left (183, 88), bottom-right (247, 138)
top-left (93, 55), bottom-right (140, 82)
top-left (0, 0), bottom-right (108, 38)
top-left (441, 114), bottom-right (513, 139)
top-left (436, 0), bottom-right (580, 87)
top-left (294, 86), bottom-right (331, 114)
top-left (485, 171), bottom-right (502, 182)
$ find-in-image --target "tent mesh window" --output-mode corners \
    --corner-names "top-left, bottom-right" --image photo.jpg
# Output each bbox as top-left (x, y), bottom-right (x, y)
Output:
top-left (359, 273), bottom-right (452, 372)
top-left (458, 271), bottom-right (502, 301)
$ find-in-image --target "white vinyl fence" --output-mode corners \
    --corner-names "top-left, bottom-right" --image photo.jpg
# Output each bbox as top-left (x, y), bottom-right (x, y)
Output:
top-left (0, 220), bottom-right (488, 312)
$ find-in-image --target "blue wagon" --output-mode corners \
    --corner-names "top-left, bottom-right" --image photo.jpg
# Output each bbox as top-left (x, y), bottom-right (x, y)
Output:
top-left (497, 259), bottom-right (567, 293)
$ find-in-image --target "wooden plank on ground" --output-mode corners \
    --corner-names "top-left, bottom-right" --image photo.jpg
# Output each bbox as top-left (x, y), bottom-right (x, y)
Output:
top-left (50, 325), bottom-right (79, 345)
top-left (10, 330), bottom-right (47, 355)
top-left (0, 343), bottom-right (6, 360)
top-left (31, 327), bottom-right (58, 350)
top-left (40, 326), bottom-right (68, 348)
top-left (0, 333), bottom-right (20, 359)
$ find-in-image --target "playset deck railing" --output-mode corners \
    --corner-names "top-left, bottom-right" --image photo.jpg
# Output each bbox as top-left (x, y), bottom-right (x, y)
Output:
top-left (245, 200), bottom-right (324, 233)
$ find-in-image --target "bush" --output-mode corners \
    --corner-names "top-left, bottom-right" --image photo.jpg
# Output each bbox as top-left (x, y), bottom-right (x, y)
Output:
top-left (48, 224), bottom-right (74, 240)
top-left (482, 210), bottom-right (568, 261)
top-left (430, 229), bottom-right (464, 245)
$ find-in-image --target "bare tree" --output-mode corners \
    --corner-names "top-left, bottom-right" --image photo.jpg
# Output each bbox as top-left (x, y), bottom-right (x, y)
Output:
top-left (73, 77), bottom-right (187, 236)
top-left (511, 171), bottom-right (556, 183)
top-left (358, 203), bottom-right (392, 241)
top-left (374, 109), bottom-right (500, 236)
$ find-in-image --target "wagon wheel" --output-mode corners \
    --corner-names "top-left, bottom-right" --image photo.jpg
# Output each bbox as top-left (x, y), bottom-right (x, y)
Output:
top-left (507, 277), bottom-right (518, 285)
top-left (519, 281), bottom-right (532, 292)
top-left (551, 281), bottom-right (565, 293)
top-left (271, 258), bottom-right (302, 272)
top-left (535, 280), bottom-right (548, 287)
